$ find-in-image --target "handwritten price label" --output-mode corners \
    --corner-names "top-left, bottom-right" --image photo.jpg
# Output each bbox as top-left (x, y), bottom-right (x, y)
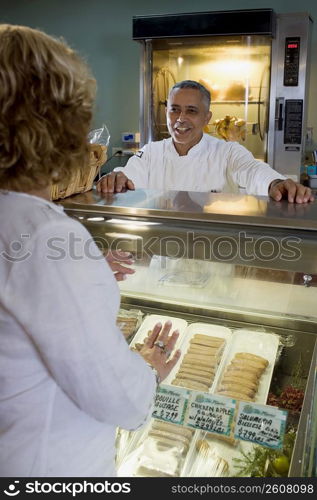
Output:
top-left (184, 393), bottom-right (236, 435)
top-left (234, 402), bottom-right (287, 449)
top-left (152, 385), bottom-right (189, 425)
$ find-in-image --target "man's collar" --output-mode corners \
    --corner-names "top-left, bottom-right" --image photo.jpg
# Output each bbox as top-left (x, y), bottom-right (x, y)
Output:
top-left (169, 134), bottom-right (206, 157)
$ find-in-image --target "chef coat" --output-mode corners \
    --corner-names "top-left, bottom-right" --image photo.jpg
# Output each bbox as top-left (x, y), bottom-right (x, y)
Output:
top-left (115, 134), bottom-right (285, 195)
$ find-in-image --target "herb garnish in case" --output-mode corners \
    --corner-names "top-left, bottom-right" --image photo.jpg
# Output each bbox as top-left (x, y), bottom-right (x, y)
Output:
top-left (233, 428), bottom-right (296, 477)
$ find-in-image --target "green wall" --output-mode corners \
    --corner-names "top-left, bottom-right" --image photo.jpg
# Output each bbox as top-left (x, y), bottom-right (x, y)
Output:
top-left (1, 0), bottom-right (317, 154)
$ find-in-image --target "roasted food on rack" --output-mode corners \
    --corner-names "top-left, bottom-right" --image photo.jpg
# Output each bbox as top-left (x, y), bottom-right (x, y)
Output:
top-left (198, 78), bottom-right (221, 101)
top-left (216, 352), bottom-right (268, 401)
top-left (172, 334), bottom-right (226, 391)
top-left (224, 81), bottom-right (252, 101)
top-left (214, 115), bottom-right (246, 142)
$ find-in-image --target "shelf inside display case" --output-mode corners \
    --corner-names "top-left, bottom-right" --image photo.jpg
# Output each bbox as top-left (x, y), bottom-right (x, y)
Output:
top-left (115, 303), bottom-right (316, 477)
top-left (118, 259), bottom-right (317, 327)
top-left (61, 189), bottom-right (317, 477)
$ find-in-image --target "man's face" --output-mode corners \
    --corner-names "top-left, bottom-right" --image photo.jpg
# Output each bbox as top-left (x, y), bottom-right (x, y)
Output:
top-left (166, 88), bottom-right (212, 154)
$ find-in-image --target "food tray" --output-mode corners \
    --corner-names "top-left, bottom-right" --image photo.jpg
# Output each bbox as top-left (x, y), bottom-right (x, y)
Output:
top-left (117, 314), bottom-right (187, 465)
top-left (164, 322), bottom-right (232, 387)
top-left (117, 419), bottom-right (198, 477)
top-left (117, 308), bottom-right (144, 342)
top-left (117, 423), bottom-right (150, 475)
top-left (129, 314), bottom-right (188, 353)
top-left (182, 429), bottom-right (253, 477)
top-left (213, 328), bottom-right (280, 404)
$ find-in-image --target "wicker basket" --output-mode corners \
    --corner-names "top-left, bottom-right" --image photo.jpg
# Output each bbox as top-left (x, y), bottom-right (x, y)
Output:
top-left (51, 143), bottom-right (107, 200)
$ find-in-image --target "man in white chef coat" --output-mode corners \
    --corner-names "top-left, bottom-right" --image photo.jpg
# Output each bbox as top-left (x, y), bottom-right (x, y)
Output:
top-left (97, 80), bottom-right (313, 204)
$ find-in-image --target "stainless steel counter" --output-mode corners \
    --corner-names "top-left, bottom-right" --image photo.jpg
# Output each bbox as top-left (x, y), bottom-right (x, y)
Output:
top-left (60, 188), bottom-right (317, 231)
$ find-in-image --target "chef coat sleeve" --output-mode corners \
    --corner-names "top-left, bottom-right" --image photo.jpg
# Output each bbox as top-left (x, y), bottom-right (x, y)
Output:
top-left (225, 142), bottom-right (286, 196)
top-left (113, 144), bottom-right (150, 188)
top-left (4, 217), bottom-right (156, 430)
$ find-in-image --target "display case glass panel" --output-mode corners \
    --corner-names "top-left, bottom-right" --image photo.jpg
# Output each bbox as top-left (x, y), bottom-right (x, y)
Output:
top-left (62, 189), bottom-right (317, 477)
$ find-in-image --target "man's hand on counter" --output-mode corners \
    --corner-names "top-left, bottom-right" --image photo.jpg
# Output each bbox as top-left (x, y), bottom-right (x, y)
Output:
top-left (96, 171), bottom-right (135, 193)
top-left (105, 250), bottom-right (135, 281)
top-left (269, 178), bottom-right (314, 204)
top-left (96, 172), bottom-right (315, 203)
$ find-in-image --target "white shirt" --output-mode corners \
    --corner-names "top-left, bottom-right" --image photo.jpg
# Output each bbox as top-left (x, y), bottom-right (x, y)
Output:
top-left (115, 134), bottom-right (285, 195)
top-left (0, 191), bottom-right (156, 477)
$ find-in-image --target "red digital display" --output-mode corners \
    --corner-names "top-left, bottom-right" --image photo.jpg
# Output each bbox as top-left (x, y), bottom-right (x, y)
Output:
top-left (288, 43), bottom-right (298, 49)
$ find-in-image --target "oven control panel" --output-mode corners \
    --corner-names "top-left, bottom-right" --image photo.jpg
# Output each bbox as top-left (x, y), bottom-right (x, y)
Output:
top-left (284, 37), bottom-right (300, 86)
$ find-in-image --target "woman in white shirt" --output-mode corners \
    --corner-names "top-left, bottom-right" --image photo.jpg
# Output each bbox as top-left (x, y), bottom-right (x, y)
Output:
top-left (0, 24), bottom-right (180, 477)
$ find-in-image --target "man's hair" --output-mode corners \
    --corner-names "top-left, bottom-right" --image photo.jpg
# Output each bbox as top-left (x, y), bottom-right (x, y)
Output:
top-left (0, 24), bottom-right (96, 191)
top-left (168, 80), bottom-right (211, 111)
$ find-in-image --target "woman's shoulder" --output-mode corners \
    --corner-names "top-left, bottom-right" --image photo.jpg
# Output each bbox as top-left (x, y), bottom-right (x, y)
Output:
top-left (1, 191), bottom-right (90, 243)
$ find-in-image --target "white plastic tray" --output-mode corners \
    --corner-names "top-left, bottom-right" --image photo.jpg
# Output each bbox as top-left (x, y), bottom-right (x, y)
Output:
top-left (165, 322), bottom-right (232, 387)
top-left (117, 424), bottom-right (149, 476)
top-left (118, 314), bottom-right (187, 467)
top-left (117, 420), bottom-right (196, 477)
top-left (213, 328), bottom-right (280, 404)
top-left (182, 429), bottom-right (253, 477)
top-left (129, 314), bottom-right (188, 352)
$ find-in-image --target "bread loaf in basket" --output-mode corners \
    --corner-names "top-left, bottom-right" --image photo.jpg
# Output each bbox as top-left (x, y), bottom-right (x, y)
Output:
top-left (51, 143), bottom-right (107, 200)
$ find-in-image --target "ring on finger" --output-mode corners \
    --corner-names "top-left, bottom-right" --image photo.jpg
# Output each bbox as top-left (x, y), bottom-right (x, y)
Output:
top-left (154, 340), bottom-right (166, 350)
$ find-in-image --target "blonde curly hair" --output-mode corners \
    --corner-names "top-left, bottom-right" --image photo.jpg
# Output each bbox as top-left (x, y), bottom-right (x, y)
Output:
top-left (0, 24), bottom-right (96, 191)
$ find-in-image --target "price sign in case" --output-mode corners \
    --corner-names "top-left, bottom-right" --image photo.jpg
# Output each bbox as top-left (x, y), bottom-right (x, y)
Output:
top-left (152, 385), bottom-right (189, 425)
top-left (185, 393), bottom-right (236, 436)
top-left (234, 402), bottom-right (288, 449)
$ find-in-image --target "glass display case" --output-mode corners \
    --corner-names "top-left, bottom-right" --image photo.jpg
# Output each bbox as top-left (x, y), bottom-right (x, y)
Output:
top-left (61, 189), bottom-right (317, 477)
